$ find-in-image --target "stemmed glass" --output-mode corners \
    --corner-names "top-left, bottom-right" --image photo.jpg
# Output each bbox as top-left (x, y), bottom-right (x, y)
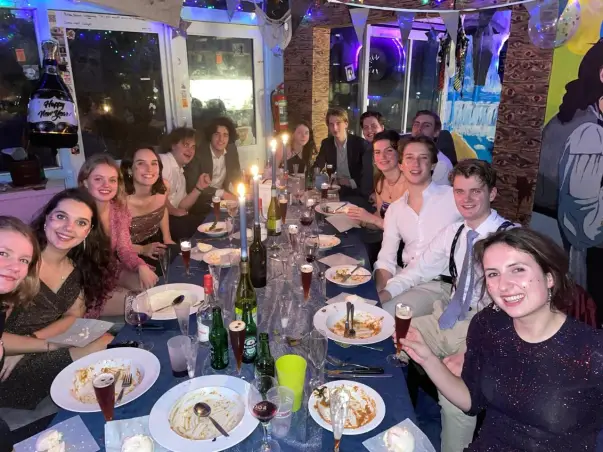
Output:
top-left (125, 291), bottom-right (154, 351)
top-left (386, 303), bottom-right (413, 367)
top-left (159, 247), bottom-right (170, 283)
top-left (248, 376), bottom-right (281, 452)
top-left (330, 386), bottom-right (350, 452)
top-left (180, 238), bottom-right (193, 277)
top-left (302, 330), bottom-right (328, 388)
top-left (226, 217), bottom-right (235, 248)
top-left (304, 234), bottom-right (320, 264)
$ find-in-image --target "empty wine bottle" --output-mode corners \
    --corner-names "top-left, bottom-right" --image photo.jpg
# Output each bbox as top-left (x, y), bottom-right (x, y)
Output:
top-left (249, 223), bottom-right (267, 288)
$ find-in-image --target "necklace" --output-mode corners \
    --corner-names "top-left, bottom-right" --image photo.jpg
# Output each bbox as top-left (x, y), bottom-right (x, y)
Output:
top-left (385, 171), bottom-right (402, 187)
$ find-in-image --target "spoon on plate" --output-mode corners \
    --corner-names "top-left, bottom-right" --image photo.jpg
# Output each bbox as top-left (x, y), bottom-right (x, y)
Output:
top-left (154, 295), bottom-right (185, 313)
top-left (193, 402), bottom-right (230, 437)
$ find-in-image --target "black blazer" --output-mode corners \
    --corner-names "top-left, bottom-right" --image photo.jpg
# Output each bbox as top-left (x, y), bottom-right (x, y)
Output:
top-left (314, 134), bottom-right (373, 199)
top-left (184, 141), bottom-right (242, 205)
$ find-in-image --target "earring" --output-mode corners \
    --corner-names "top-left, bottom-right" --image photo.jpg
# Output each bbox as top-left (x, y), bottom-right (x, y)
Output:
top-left (492, 303), bottom-right (500, 312)
top-left (43, 223), bottom-right (46, 231)
top-left (83, 238), bottom-right (86, 252)
top-left (547, 288), bottom-right (552, 302)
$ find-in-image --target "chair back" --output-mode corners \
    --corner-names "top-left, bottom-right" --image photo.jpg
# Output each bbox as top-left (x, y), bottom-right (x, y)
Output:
top-left (564, 285), bottom-right (598, 328)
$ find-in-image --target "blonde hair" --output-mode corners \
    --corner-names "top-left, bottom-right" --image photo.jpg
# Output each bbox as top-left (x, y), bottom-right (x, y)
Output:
top-left (325, 107), bottom-right (349, 126)
top-left (0, 216), bottom-right (40, 309)
top-left (77, 154), bottom-right (127, 206)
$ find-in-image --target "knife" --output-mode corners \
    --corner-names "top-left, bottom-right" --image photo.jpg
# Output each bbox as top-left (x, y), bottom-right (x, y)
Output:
top-left (327, 368), bottom-right (385, 375)
top-left (333, 202), bottom-right (348, 213)
top-left (327, 373), bottom-right (393, 379)
top-left (208, 221), bottom-right (218, 231)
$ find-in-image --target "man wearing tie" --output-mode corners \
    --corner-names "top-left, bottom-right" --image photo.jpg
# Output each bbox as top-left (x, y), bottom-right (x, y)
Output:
top-left (380, 160), bottom-right (514, 452)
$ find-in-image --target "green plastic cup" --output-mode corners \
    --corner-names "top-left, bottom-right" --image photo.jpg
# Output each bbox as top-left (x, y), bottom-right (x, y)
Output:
top-left (276, 354), bottom-right (307, 412)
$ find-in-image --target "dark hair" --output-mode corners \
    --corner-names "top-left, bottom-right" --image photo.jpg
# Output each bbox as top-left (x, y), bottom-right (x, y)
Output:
top-left (449, 159), bottom-right (497, 191)
top-left (31, 189), bottom-right (114, 314)
top-left (474, 228), bottom-right (574, 313)
top-left (204, 116), bottom-right (238, 144)
top-left (558, 39), bottom-right (603, 124)
top-left (0, 216), bottom-right (41, 310)
top-left (161, 127), bottom-right (196, 153)
top-left (360, 111), bottom-right (385, 128)
top-left (121, 146), bottom-right (167, 195)
top-left (325, 107), bottom-right (349, 125)
top-left (290, 120), bottom-right (317, 166)
top-left (413, 110), bottom-right (442, 132)
top-left (373, 130), bottom-right (402, 194)
top-left (398, 135), bottom-right (439, 165)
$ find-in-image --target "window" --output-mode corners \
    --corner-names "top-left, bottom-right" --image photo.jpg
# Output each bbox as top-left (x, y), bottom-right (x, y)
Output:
top-left (67, 29), bottom-right (166, 160)
top-left (187, 35), bottom-right (256, 146)
top-left (0, 9), bottom-right (58, 172)
top-left (405, 39), bottom-right (440, 133)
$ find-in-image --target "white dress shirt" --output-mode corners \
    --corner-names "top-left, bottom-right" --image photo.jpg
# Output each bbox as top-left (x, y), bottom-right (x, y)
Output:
top-left (433, 151), bottom-right (453, 185)
top-left (374, 183), bottom-right (462, 277)
top-left (384, 209), bottom-right (513, 303)
top-left (160, 152), bottom-right (186, 208)
top-left (335, 138), bottom-right (357, 189)
top-left (210, 145), bottom-right (227, 197)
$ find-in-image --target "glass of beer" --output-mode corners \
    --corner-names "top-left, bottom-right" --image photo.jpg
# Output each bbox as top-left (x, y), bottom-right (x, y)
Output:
top-left (301, 264), bottom-right (313, 301)
top-left (93, 373), bottom-right (116, 421)
top-left (229, 320), bottom-right (246, 375)
top-left (279, 194), bottom-right (288, 224)
top-left (387, 303), bottom-right (413, 366)
top-left (180, 239), bottom-right (193, 277)
top-left (321, 182), bottom-right (329, 200)
top-left (326, 164), bottom-right (334, 179)
top-left (212, 195), bottom-right (221, 221)
top-left (288, 224), bottom-right (299, 255)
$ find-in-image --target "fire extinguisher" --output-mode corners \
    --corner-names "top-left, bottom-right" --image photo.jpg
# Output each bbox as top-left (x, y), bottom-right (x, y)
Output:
top-left (271, 82), bottom-right (288, 133)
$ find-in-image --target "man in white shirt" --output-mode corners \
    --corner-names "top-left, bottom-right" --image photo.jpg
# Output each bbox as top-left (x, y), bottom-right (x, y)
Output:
top-left (391, 159), bottom-right (514, 452)
top-left (410, 110), bottom-right (453, 185)
top-left (375, 136), bottom-right (462, 317)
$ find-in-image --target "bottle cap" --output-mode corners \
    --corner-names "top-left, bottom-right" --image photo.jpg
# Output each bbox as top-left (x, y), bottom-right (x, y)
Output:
top-left (203, 274), bottom-right (213, 294)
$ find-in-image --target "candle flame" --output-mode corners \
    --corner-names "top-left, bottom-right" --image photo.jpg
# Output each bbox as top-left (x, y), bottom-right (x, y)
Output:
top-left (251, 165), bottom-right (259, 177)
top-left (281, 133), bottom-right (289, 146)
top-left (270, 138), bottom-right (277, 153)
top-left (237, 183), bottom-right (246, 197)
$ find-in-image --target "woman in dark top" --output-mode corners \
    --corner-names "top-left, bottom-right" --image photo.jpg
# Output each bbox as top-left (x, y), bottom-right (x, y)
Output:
top-left (275, 120), bottom-right (316, 174)
top-left (401, 228), bottom-right (603, 451)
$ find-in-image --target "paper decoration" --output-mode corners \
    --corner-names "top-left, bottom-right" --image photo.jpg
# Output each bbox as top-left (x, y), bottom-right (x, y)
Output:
top-left (396, 11), bottom-right (415, 43)
top-left (349, 7), bottom-right (370, 44)
top-left (290, 0), bottom-right (314, 37)
top-left (83, 0), bottom-right (182, 27)
top-left (441, 10), bottom-right (460, 44)
top-left (226, 0), bottom-right (241, 21)
top-left (255, 5), bottom-right (292, 55)
top-left (171, 18), bottom-right (191, 39)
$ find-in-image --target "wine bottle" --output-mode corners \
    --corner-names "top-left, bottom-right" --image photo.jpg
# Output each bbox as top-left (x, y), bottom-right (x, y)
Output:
top-left (28, 40), bottom-right (78, 149)
top-left (305, 165), bottom-right (314, 191)
top-left (266, 186), bottom-right (281, 236)
top-left (249, 223), bottom-right (267, 288)
top-left (197, 274), bottom-right (214, 345)
top-left (209, 307), bottom-right (229, 370)
top-left (254, 333), bottom-right (275, 378)
top-left (242, 303), bottom-right (258, 364)
top-left (234, 259), bottom-right (257, 323)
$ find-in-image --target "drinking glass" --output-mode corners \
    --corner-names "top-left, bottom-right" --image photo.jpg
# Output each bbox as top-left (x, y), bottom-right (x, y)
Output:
top-left (278, 194), bottom-right (288, 224)
top-left (287, 225), bottom-right (300, 256)
top-left (212, 195), bottom-right (221, 221)
top-left (180, 238), bottom-right (193, 277)
top-left (248, 376), bottom-right (281, 452)
top-left (159, 247), bottom-right (170, 283)
top-left (93, 373), bottom-right (116, 421)
top-left (167, 335), bottom-right (189, 378)
top-left (302, 330), bottom-right (328, 388)
top-left (387, 303), bottom-right (413, 367)
top-left (304, 234), bottom-right (319, 263)
top-left (227, 200), bottom-right (239, 219)
top-left (182, 335), bottom-right (199, 378)
top-left (329, 386), bottom-right (351, 452)
top-left (292, 163), bottom-right (299, 175)
top-left (300, 264), bottom-right (313, 301)
top-left (174, 300), bottom-right (192, 336)
top-left (124, 291), bottom-right (154, 351)
top-left (229, 320), bottom-right (246, 376)
top-left (226, 217), bottom-right (235, 248)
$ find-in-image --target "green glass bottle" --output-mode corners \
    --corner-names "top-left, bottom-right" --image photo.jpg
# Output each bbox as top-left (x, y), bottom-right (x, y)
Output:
top-left (242, 304), bottom-right (258, 364)
top-left (305, 165), bottom-right (314, 191)
top-left (234, 259), bottom-right (257, 323)
top-left (266, 186), bottom-right (282, 236)
top-left (209, 307), bottom-right (229, 370)
top-left (249, 223), bottom-right (267, 288)
top-left (254, 333), bottom-right (275, 378)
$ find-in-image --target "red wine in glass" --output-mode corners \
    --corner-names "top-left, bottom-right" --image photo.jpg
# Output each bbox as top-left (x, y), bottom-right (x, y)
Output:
top-left (252, 400), bottom-right (278, 422)
top-left (300, 215), bottom-right (313, 227)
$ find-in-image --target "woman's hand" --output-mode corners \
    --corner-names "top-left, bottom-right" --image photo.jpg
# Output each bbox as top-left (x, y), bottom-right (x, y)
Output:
top-left (347, 206), bottom-right (373, 224)
top-left (399, 327), bottom-right (435, 366)
top-left (138, 265), bottom-right (158, 290)
top-left (443, 351), bottom-right (465, 377)
top-left (141, 242), bottom-right (167, 260)
top-left (0, 354), bottom-right (23, 382)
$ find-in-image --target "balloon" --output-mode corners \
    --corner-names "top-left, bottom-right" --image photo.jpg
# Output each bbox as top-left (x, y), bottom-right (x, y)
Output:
top-left (527, 0), bottom-right (581, 49)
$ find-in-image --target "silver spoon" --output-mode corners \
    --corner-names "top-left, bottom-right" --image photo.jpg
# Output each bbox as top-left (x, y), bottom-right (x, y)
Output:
top-left (193, 402), bottom-right (230, 437)
top-left (154, 295), bottom-right (185, 313)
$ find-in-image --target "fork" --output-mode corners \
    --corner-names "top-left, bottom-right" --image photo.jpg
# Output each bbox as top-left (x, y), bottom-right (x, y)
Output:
top-left (341, 263), bottom-right (363, 283)
top-left (116, 373), bottom-right (132, 405)
top-left (349, 303), bottom-right (356, 338)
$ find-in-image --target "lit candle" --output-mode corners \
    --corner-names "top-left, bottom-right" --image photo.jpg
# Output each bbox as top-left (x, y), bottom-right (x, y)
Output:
top-left (270, 138), bottom-right (277, 185)
top-left (237, 183), bottom-right (248, 259)
top-left (281, 133), bottom-right (289, 149)
top-left (251, 165), bottom-right (260, 224)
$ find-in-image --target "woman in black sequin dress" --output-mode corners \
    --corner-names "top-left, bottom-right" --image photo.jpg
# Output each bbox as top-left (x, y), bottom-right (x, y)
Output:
top-left (401, 228), bottom-right (603, 451)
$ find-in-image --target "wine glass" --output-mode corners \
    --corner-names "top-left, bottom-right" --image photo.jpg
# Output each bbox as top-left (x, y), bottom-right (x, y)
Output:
top-left (386, 303), bottom-right (413, 367)
top-left (248, 376), bottom-right (281, 452)
top-left (330, 386), bottom-right (350, 452)
top-left (227, 200), bottom-right (239, 219)
top-left (180, 238), bottom-right (193, 277)
top-left (226, 217), bottom-right (235, 248)
top-left (302, 330), bottom-right (328, 388)
top-left (159, 247), bottom-right (170, 283)
top-left (304, 234), bottom-right (320, 264)
top-left (125, 291), bottom-right (154, 351)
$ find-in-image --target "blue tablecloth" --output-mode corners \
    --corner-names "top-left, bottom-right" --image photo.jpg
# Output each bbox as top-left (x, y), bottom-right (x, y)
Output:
top-left (51, 212), bottom-right (416, 451)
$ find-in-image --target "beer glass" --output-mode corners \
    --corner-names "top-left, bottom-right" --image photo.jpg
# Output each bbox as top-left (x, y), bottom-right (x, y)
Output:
top-left (180, 239), bottom-right (193, 277)
top-left (387, 303), bottom-right (413, 366)
top-left (93, 373), bottom-right (116, 421)
top-left (301, 264), bottom-right (313, 301)
top-left (212, 195), bottom-right (221, 221)
top-left (321, 182), bottom-right (329, 200)
top-left (279, 194), bottom-right (288, 224)
top-left (229, 320), bottom-right (246, 374)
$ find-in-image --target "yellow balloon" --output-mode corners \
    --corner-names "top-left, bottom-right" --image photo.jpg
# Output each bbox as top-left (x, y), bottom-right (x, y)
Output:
top-left (567, 0), bottom-right (603, 55)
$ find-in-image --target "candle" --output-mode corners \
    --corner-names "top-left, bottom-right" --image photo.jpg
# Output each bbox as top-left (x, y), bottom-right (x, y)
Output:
top-left (237, 183), bottom-right (248, 259)
top-left (281, 133), bottom-right (289, 149)
top-left (251, 165), bottom-right (260, 224)
top-left (270, 138), bottom-right (277, 185)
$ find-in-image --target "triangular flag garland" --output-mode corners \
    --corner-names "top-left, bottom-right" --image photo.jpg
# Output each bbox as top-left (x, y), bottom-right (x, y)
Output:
top-left (255, 5), bottom-right (292, 55)
top-left (441, 10), bottom-right (460, 45)
top-left (349, 7), bottom-right (370, 44)
top-left (290, 0), bottom-right (314, 37)
top-left (226, 0), bottom-right (241, 21)
top-left (83, 0), bottom-right (182, 27)
top-left (396, 11), bottom-right (415, 43)
top-left (171, 18), bottom-right (191, 39)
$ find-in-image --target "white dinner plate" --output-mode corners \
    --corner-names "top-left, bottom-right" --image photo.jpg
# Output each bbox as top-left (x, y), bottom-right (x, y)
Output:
top-left (149, 375), bottom-right (258, 452)
top-left (233, 227), bottom-right (268, 242)
top-left (315, 202), bottom-right (350, 216)
top-left (203, 248), bottom-right (241, 267)
top-left (308, 380), bottom-right (385, 435)
top-left (325, 265), bottom-right (371, 288)
top-left (191, 243), bottom-right (213, 262)
top-left (147, 283), bottom-right (205, 320)
top-left (198, 222), bottom-right (228, 237)
top-left (313, 301), bottom-right (395, 345)
top-left (309, 234), bottom-right (341, 250)
top-left (50, 348), bottom-right (160, 413)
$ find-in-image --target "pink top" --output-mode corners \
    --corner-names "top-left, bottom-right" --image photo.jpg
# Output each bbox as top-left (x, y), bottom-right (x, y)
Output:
top-left (109, 201), bottom-right (147, 272)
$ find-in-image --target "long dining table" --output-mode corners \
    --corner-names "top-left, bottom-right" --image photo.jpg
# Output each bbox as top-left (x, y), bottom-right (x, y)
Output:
top-left (51, 206), bottom-right (417, 451)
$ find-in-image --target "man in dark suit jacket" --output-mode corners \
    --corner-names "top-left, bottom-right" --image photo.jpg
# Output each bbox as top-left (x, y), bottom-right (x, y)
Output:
top-left (184, 117), bottom-right (242, 213)
top-left (314, 107), bottom-right (373, 202)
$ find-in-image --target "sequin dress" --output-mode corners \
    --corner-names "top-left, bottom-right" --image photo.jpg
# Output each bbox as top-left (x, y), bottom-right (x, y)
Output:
top-left (130, 206), bottom-right (164, 246)
top-left (462, 307), bottom-right (603, 451)
top-left (0, 272), bottom-right (79, 409)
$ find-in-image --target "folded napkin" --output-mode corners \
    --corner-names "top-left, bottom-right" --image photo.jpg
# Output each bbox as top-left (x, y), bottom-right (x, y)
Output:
top-left (105, 415), bottom-right (168, 452)
top-left (47, 318), bottom-right (113, 347)
top-left (326, 292), bottom-right (378, 306)
top-left (15, 416), bottom-right (99, 452)
top-left (326, 214), bottom-right (361, 233)
top-left (319, 253), bottom-right (359, 268)
top-left (363, 418), bottom-right (436, 452)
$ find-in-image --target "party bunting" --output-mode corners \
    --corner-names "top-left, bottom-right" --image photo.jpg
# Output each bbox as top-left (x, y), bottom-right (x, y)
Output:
top-left (226, 0), bottom-right (241, 21)
top-left (441, 10), bottom-right (460, 45)
top-left (350, 7), bottom-right (370, 44)
top-left (83, 0), bottom-right (182, 27)
top-left (171, 18), bottom-right (191, 39)
top-left (255, 5), bottom-right (292, 55)
top-left (290, 0), bottom-right (314, 37)
top-left (396, 11), bottom-right (415, 44)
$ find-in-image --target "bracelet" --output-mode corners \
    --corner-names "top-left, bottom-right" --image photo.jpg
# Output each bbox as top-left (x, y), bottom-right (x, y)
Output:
top-left (195, 185), bottom-right (204, 193)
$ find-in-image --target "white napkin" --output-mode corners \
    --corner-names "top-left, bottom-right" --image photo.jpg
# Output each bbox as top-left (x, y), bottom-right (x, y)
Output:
top-left (326, 292), bottom-right (378, 306)
top-left (363, 418), bottom-right (436, 452)
top-left (15, 416), bottom-right (99, 452)
top-left (319, 253), bottom-right (359, 268)
top-left (47, 319), bottom-right (113, 347)
top-left (326, 214), bottom-right (361, 232)
top-left (105, 415), bottom-right (168, 452)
